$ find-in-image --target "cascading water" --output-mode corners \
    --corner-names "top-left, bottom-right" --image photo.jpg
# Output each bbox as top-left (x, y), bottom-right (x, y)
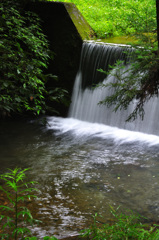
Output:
top-left (1, 42), bottom-right (159, 239)
top-left (69, 41), bottom-right (159, 136)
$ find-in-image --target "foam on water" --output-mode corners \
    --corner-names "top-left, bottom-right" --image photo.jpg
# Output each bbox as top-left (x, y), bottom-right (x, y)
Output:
top-left (68, 42), bottom-right (159, 136)
top-left (47, 116), bottom-right (159, 146)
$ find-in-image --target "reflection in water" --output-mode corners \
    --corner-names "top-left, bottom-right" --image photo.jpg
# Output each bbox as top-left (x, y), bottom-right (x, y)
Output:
top-left (0, 117), bottom-right (159, 238)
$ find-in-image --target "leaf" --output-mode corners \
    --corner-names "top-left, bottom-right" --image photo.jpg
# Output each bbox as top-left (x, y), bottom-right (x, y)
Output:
top-left (15, 97), bottom-right (21, 103)
top-left (0, 205), bottom-right (13, 212)
top-left (3, 82), bottom-right (9, 87)
top-left (25, 237), bottom-right (37, 240)
top-left (6, 181), bottom-right (17, 191)
top-left (17, 207), bottom-right (33, 220)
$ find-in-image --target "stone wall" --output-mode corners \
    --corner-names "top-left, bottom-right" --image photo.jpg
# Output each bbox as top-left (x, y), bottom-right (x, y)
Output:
top-left (27, 2), bottom-right (94, 116)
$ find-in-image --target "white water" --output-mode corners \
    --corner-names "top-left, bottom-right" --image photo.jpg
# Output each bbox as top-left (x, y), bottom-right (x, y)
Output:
top-left (1, 117), bottom-right (159, 238)
top-left (47, 117), bottom-right (159, 146)
top-left (44, 42), bottom-right (159, 236)
top-left (69, 42), bottom-right (159, 136)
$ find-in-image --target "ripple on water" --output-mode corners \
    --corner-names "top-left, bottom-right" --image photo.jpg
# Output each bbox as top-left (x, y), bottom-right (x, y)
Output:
top-left (0, 117), bottom-right (159, 238)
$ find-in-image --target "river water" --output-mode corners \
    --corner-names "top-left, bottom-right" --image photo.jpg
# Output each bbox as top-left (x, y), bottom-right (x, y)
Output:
top-left (1, 116), bottom-right (159, 239)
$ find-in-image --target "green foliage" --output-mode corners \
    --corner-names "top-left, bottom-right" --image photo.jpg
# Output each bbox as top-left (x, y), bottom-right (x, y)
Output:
top-left (0, 168), bottom-right (39, 239)
top-left (81, 208), bottom-right (159, 240)
top-left (97, 39), bottom-right (159, 121)
top-left (0, 2), bottom-right (48, 117)
top-left (0, 168), bottom-right (59, 240)
top-left (52, 0), bottom-right (156, 39)
top-left (0, 0), bottom-right (68, 118)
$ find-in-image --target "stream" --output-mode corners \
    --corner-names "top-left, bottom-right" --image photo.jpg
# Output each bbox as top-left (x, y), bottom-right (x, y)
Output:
top-left (0, 116), bottom-right (159, 238)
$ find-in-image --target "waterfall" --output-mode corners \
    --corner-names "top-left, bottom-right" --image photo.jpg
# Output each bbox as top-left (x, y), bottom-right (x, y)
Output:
top-left (68, 41), bottom-right (159, 136)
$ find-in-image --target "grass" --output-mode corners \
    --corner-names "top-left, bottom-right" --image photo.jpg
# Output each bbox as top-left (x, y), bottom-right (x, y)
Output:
top-left (81, 209), bottom-right (159, 240)
top-left (52, 0), bottom-right (156, 39)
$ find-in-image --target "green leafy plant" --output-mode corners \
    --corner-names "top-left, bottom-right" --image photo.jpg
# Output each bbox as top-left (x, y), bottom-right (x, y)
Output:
top-left (81, 207), bottom-right (159, 240)
top-left (97, 41), bottom-right (159, 121)
top-left (0, 168), bottom-right (39, 239)
top-left (0, 168), bottom-right (59, 240)
top-left (25, 237), bottom-right (58, 240)
top-left (0, 0), bottom-right (68, 118)
top-left (0, 1), bottom-right (50, 117)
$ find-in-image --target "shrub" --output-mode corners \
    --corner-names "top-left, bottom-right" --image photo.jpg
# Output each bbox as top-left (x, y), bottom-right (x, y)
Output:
top-left (0, 167), bottom-right (58, 240)
top-left (81, 208), bottom-right (159, 240)
top-left (0, 0), bottom-right (68, 118)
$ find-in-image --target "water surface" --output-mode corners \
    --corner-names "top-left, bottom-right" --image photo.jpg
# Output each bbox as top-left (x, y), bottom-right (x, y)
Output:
top-left (0, 117), bottom-right (159, 239)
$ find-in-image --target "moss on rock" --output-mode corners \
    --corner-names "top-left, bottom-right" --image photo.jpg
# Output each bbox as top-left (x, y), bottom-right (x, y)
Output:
top-left (64, 2), bottom-right (94, 40)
